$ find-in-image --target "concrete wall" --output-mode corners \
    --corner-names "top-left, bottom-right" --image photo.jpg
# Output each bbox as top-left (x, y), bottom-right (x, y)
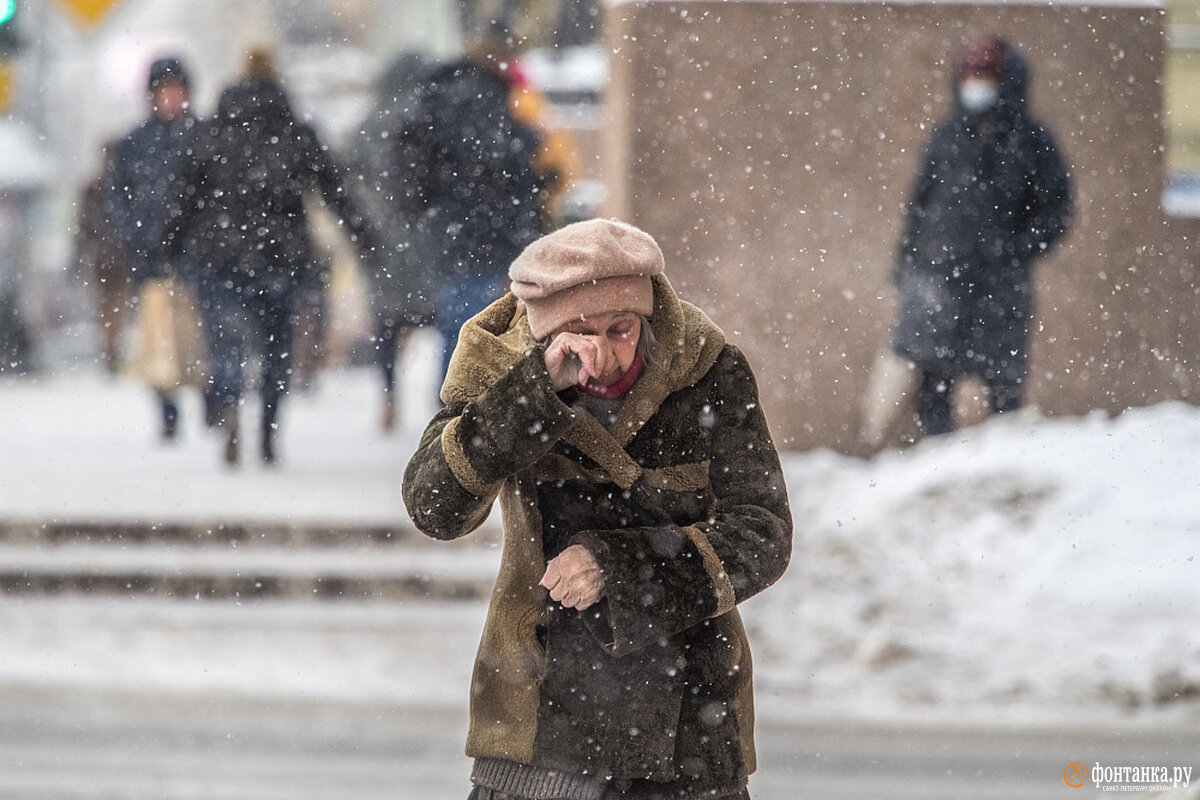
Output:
top-left (603, 0), bottom-right (1200, 453)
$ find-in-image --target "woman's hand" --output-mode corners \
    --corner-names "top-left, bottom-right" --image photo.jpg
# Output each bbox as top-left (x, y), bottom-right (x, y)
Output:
top-left (540, 544), bottom-right (605, 610)
top-left (545, 332), bottom-right (610, 392)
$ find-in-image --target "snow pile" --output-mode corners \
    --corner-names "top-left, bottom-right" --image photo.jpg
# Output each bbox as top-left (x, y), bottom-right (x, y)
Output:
top-left (748, 404), bottom-right (1200, 724)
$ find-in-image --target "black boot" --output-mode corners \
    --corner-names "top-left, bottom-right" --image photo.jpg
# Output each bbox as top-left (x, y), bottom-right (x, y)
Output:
top-left (218, 411), bottom-right (239, 466)
top-left (203, 390), bottom-right (221, 429)
top-left (381, 393), bottom-right (397, 433)
top-left (160, 393), bottom-right (180, 442)
top-left (261, 425), bottom-right (277, 466)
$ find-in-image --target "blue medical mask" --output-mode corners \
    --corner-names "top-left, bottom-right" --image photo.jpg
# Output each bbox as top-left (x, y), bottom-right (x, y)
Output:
top-left (960, 78), bottom-right (999, 113)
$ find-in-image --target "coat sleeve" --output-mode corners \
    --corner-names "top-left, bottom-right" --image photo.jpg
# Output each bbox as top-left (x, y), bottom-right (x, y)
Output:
top-left (304, 128), bottom-right (378, 248)
top-left (893, 131), bottom-right (943, 281)
top-left (391, 120), bottom-right (435, 219)
top-left (402, 347), bottom-right (580, 540)
top-left (571, 347), bottom-right (793, 658)
top-left (1013, 124), bottom-right (1072, 261)
top-left (107, 134), bottom-right (138, 243)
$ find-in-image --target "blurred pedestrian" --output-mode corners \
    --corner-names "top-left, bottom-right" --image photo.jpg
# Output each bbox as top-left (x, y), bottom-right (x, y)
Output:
top-left (506, 57), bottom-right (582, 232)
top-left (110, 55), bottom-right (208, 440)
top-left (403, 218), bottom-right (792, 800)
top-left (74, 140), bottom-right (130, 375)
top-left (352, 51), bottom-right (439, 432)
top-left (165, 50), bottom-right (376, 466)
top-left (402, 21), bottom-right (543, 380)
top-left (891, 37), bottom-right (1071, 435)
top-left (0, 198), bottom-right (32, 375)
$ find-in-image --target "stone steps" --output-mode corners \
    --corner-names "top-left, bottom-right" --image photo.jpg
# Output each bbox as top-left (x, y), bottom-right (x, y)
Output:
top-left (0, 521), bottom-right (426, 547)
top-left (0, 520), bottom-right (501, 602)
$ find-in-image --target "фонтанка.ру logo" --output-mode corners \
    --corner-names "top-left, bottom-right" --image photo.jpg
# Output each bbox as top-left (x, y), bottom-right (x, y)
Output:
top-left (1065, 761), bottom-right (1193, 792)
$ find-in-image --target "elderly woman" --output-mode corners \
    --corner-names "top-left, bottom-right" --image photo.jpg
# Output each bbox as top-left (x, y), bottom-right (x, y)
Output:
top-left (403, 219), bottom-right (792, 800)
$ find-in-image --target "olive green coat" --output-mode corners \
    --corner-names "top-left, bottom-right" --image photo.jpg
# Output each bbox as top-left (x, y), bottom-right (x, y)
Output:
top-left (403, 275), bottom-right (792, 794)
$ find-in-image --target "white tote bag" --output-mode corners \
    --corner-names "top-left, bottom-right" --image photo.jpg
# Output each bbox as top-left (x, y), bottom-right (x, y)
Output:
top-left (858, 350), bottom-right (921, 451)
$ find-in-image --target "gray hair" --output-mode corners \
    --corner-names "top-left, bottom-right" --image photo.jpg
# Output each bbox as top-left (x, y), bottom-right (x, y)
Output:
top-left (636, 314), bottom-right (660, 371)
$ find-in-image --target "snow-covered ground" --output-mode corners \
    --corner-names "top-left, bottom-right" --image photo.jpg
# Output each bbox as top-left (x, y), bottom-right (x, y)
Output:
top-left (0, 334), bottom-right (442, 526)
top-left (1, 347), bottom-right (1198, 730)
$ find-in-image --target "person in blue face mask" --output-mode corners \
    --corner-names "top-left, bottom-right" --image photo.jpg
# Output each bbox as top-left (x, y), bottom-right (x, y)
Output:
top-left (888, 37), bottom-right (1073, 436)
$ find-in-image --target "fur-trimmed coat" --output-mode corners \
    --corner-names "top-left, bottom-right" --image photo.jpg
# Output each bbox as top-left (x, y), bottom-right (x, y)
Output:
top-left (403, 275), bottom-right (792, 795)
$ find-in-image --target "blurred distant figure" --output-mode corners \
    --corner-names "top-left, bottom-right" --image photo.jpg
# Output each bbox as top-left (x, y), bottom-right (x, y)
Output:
top-left (506, 59), bottom-right (582, 232)
top-left (75, 141), bottom-right (130, 375)
top-left (110, 56), bottom-right (207, 440)
top-left (402, 22), bottom-right (543, 379)
top-left (353, 51), bottom-right (439, 432)
top-left (891, 37), bottom-right (1071, 435)
top-left (0, 199), bottom-right (33, 374)
top-left (165, 50), bottom-right (376, 466)
top-left (290, 194), bottom-right (336, 396)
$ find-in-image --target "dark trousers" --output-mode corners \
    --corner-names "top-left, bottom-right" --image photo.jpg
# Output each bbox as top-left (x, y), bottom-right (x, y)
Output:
top-left (157, 391), bottom-right (179, 432)
top-left (434, 273), bottom-right (504, 380)
top-left (198, 279), bottom-right (296, 435)
top-left (916, 367), bottom-right (1023, 436)
top-left (376, 317), bottom-right (417, 395)
top-left (0, 290), bottom-right (32, 375)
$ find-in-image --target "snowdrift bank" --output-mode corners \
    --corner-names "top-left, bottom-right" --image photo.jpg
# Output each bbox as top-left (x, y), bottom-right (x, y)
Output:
top-left (750, 404), bottom-right (1200, 725)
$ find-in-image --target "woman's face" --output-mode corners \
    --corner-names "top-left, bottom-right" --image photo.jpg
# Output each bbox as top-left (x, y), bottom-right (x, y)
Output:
top-left (556, 310), bottom-right (642, 386)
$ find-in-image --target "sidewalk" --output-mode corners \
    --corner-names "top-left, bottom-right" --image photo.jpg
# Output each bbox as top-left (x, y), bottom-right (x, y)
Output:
top-left (0, 356), bottom-right (502, 600)
top-left (0, 363), bottom-right (438, 528)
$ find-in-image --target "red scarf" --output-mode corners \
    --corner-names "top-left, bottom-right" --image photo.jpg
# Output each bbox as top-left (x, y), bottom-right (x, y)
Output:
top-left (581, 354), bottom-right (644, 399)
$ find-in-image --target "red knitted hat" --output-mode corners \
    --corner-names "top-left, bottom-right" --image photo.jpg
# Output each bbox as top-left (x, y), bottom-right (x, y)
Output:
top-left (959, 38), bottom-right (1005, 81)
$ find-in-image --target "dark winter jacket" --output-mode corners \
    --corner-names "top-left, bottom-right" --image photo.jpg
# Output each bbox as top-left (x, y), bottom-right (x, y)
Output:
top-left (892, 45), bottom-right (1071, 381)
top-left (164, 77), bottom-right (371, 291)
top-left (402, 59), bottom-right (543, 279)
top-left (403, 276), bottom-right (792, 795)
top-left (352, 53), bottom-right (438, 326)
top-left (77, 166), bottom-right (128, 285)
top-left (110, 113), bottom-right (198, 283)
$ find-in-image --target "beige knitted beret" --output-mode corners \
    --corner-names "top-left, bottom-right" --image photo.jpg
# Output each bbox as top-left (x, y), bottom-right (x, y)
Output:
top-left (508, 219), bottom-right (665, 339)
